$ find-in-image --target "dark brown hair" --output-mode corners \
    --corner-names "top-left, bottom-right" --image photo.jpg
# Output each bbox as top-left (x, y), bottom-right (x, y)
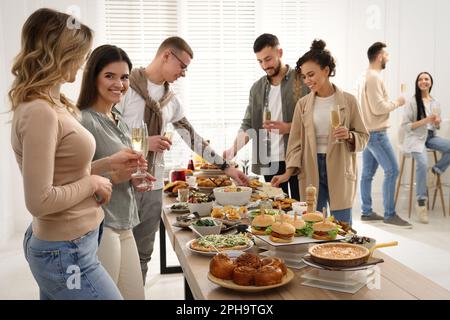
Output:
top-left (367, 42), bottom-right (386, 63)
top-left (295, 39), bottom-right (336, 77)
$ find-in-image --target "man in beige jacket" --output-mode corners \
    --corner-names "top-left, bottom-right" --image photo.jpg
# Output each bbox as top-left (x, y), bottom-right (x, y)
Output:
top-left (359, 42), bottom-right (411, 228)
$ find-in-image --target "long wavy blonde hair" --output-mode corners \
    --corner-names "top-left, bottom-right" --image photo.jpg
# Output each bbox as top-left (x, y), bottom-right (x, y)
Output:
top-left (9, 8), bottom-right (93, 112)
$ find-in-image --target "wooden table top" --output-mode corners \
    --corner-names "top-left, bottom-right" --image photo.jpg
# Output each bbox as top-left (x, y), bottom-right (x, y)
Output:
top-left (162, 195), bottom-right (450, 300)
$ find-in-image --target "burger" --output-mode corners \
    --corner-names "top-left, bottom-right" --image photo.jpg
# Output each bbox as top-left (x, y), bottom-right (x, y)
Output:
top-left (302, 212), bottom-right (324, 224)
top-left (312, 220), bottom-right (339, 240)
top-left (251, 214), bottom-right (275, 235)
top-left (269, 221), bottom-right (295, 243)
top-left (291, 219), bottom-right (313, 237)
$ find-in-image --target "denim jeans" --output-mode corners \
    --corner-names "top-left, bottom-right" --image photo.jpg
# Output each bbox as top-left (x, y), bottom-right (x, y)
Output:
top-left (316, 154), bottom-right (352, 224)
top-left (360, 131), bottom-right (399, 218)
top-left (412, 130), bottom-right (450, 200)
top-left (23, 224), bottom-right (123, 300)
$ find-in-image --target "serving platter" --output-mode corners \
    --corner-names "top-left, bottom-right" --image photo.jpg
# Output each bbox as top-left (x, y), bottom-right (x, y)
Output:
top-left (207, 269), bottom-right (294, 292)
top-left (186, 239), bottom-right (254, 256)
top-left (253, 233), bottom-right (345, 247)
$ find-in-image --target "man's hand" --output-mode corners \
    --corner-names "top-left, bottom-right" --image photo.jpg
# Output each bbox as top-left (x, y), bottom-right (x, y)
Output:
top-left (263, 121), bottom-right (291, 135)
top-left (224, 167), bottom-right (249, 186)
top-left (148, 135), bottom-right (172, 153)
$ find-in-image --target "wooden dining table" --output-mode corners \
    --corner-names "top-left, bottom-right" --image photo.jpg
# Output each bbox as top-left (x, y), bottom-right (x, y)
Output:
top-left (161, 195), bottom-right (450, 300)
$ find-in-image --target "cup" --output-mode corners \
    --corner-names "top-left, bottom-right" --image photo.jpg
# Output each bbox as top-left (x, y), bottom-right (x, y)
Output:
top-left (186, 175), bottom-right (197, 188)
top-left (178, 188), bottom-right (189, 203)
top-left (292, 202), bottom-right (308, 215)
top-left (170, 168), bottom-right (186, 182)
top-left (400, 83), bottom-right (407, 94)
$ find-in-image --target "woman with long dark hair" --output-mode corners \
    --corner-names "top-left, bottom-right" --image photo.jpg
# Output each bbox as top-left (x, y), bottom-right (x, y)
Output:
top-left (78, 45), bottom-right (155, 299)
top-left (401, 71), bottom-right (450, 223)
top-left (272, 39), bottom-right (368, 224)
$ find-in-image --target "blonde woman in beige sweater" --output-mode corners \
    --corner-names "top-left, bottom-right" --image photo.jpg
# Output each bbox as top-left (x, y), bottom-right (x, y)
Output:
top-left (9, 8), bottom-right (139, 300)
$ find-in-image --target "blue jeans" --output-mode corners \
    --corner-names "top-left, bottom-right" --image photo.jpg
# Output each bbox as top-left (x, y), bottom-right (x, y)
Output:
top-left (23, 224), bottom-right (123, 300)
top-left (316, 154), bottom-right (352, 224)
top-left (412, 130), bottom-right (450, 201)
top-left (360, 131), bottom-right (399, 218)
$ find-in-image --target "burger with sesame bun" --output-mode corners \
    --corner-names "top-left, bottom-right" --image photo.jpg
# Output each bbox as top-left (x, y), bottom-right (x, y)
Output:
top-left (302, 212), bottom-right (324, 224)
top-left (312, 220), bottom-right (339, 240)
top-left (291, 218), bottom-right (313, 237)
top-left (251, 214), bottom-right (275, 235)
top-left (269, 221), bottom-right (295, 243)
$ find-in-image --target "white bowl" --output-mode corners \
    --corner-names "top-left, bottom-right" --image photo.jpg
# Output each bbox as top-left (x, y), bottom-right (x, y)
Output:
top-left (190, 219), bottom-right (222, 237)
top-left (213, 186), bottom-right (252, 206)
top-left (187, 201), bottom-right (214, 217)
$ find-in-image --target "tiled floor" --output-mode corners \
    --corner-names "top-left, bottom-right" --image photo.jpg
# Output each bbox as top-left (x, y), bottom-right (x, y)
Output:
top-left (1, 183), bottom-right (450, 299)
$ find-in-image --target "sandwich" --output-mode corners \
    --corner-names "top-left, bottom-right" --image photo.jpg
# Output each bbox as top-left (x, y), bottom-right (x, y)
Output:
top-left (312, 220), bottom-right (339, 240)
top-left (251, 214), bottom-right (275, 235)
top-left (269, 221), bottom-right (295, 243)
top-left (291, 218), bottom-right (313, 237)
top-left (302, 211), bottom-right (324, 224)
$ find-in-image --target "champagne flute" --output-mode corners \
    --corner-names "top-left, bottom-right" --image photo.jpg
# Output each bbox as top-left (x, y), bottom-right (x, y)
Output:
top-left (263, 107), bottom-right (271, 143)
top-left (431, 103), bottom-right (441, 130)
top-left (131, 122), bottom-right (146, 178)
top-left (331, 105), bottom-right (343, 144)
top-left (154, 130), bottom-right (174, 169)
top-left (400, 83), bottom-right (407, 94)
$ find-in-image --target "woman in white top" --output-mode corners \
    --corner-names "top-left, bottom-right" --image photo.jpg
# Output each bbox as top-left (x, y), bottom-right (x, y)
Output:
top-left (401, 72), bottom-right (450, 223)
top-left (272, 40), bottom-right (368, 225)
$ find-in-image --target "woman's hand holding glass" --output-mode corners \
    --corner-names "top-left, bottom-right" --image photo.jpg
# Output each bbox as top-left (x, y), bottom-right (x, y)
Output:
top-left (331, 105), bottom-right (345, 144)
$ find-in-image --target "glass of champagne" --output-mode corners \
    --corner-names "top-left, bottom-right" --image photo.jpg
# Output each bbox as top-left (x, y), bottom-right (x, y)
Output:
top-left (131, 122), bottom-right (146, 178)
top-left (400, 83), bottom-right (407, 94)
top-left (331, 105), bottom-right (343, 144)
top-left (154, 130), bottom-right (174, 169)
top-left (431, 103), bottom-right (441, 129)
top-left (263, 107), bottom-right (271, 142)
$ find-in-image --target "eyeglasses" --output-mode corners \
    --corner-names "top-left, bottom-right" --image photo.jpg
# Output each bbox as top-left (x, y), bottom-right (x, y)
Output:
top-left (170, 50), bottom-right (188, 72)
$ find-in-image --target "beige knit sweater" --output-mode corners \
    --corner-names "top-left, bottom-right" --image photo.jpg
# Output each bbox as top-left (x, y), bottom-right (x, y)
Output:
top-left (360, 69), bottom-right (400, 132)
top-left (11, 100), bottom-right (104, 241)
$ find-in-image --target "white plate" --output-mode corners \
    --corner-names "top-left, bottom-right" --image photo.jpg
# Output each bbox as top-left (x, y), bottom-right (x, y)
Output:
top-left (186, 238), bottom-right (254, 256)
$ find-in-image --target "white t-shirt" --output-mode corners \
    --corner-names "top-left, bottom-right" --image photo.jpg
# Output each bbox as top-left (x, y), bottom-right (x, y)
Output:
top-left (267, 84), bottom-right (285, 162)
top-left (117, 80), bottom-right (185, 190)
top-left (313, 94), bottom-right (336, 154)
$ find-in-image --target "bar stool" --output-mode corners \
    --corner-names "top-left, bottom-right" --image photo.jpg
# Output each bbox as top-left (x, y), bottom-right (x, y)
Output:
top-left (394, 150), bottom-right (446, 218)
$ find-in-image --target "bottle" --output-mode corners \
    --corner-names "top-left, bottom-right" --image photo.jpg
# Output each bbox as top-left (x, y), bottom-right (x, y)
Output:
top-left (187, 156), bottom-right (195, 171)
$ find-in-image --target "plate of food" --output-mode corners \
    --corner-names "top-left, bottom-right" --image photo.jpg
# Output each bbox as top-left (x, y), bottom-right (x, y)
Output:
top-left (163, 180), bottom-right (189, 197)
top-left (207, 252), bottom-right (294, 292)
top-left (168, 202), bottom-right (190, 213)
top-left (186, 234), bottom-right (253, 256)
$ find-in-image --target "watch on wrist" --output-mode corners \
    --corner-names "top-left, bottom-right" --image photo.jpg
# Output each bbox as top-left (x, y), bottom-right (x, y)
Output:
top-left (220, 161), bottom-right (230, 171)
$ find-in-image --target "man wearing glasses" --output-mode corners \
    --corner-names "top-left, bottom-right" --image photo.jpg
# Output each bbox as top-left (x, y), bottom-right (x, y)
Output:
top-left (117, 36), bottom-right (248, 283)
top-left (224, 33), bottom-right (309, 200)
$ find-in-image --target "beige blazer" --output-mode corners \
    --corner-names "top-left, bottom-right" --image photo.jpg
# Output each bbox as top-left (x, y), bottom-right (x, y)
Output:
top-left (285, 85), bottom-right (369, 210)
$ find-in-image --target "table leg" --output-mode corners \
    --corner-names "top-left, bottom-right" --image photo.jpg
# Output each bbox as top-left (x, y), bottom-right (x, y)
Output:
top-left (159, 219), bottom-right (183, 274)
top-left (184, 277), bottom-right (194, 300)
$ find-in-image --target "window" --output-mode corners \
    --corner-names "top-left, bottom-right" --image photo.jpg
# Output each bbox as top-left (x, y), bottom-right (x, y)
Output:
top-left (104, 0), bottom-right (322, 172)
